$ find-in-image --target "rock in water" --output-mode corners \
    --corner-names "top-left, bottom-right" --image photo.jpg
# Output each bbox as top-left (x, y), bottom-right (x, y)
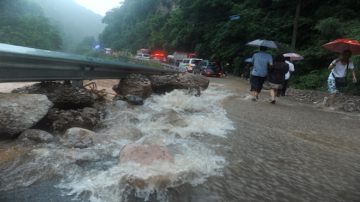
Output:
top-left (12, 82), bottom-right (95, 109)
top-left (119, 144), bottom-right (174, 165)
top-left (19, 129), bottom-right (54, 143)
top-left (62, 127), bottom-right (95, 148)
top-left (46, 107), bottom-right (101, 132)
top-left (0, 93), bottom-right (53, 139)
top-left (149, 73), bottom-right (210, 94)
top-left (119, 144), bottom-right (174, 189)
top-left (113, 74), bottom-right (153, 99)
top-left (151, 109), bottom-right (187, 127)
top-left (343, 100), bottom-right (357, 112)
top-left (124, 95), bottom-right (144, 105)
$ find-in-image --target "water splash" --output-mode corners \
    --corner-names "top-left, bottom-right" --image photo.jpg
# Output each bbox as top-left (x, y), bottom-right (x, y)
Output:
top-left (1, 83), bottom-right (234, 202)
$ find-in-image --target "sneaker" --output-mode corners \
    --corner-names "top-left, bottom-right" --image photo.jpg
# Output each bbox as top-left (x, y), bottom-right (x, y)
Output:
top-left (270, 100), bottom-right (276, 104)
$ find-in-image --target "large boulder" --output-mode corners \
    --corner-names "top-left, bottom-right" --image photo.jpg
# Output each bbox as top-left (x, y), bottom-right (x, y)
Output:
top-left (18, 129), bottom-right (54, 143)
top-left (149, 73), bottom-right (210, 94)
top-left (113, 74), bottom-right (153, 99)
top-left (0, 93), bottom-right (53, 139)
top-left (61, 127), bottom-right (95, 148)
top-left (44, 107), bottom-right (101, 132)
top-left (12, 82), bottom-right (95, 109)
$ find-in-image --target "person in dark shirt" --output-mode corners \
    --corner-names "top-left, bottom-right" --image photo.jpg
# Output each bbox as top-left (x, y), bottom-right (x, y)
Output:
top-left (268, 54), bottom-right (289, 104)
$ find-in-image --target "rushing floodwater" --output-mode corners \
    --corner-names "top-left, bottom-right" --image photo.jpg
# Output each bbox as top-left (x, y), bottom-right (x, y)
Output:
top-left (0, 83), bottom-right (235, 202)
top-left (1, 79), bottom-right (360, 202)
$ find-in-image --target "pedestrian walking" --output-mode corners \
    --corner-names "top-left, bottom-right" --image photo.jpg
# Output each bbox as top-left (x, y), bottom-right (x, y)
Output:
top-left (326, 50), bottom-right (357, 108)
top-left (278, 57), bottom-right (295, 96)
top-left (268, 54), bottom-right (289, 104)
top-left (250, 46), bottom-right (273, 101)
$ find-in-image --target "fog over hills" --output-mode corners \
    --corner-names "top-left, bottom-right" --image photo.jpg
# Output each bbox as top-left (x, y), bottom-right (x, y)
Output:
top-left (32, 0), bottom-right (105, 51)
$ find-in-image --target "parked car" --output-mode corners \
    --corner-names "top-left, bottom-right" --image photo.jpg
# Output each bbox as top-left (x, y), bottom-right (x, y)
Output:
top-left (201, 62), bottom-right (223, 77)
top-left (171, 52), bottom-right (198, 66)
top-left (135, 53), bottom-right (150, 60)
top-left (179, 58), bottom-right (202, 73)
top-left (194, 60), bottom-right (209, 74)
top-left (198, 60), bottom-right (209, 69)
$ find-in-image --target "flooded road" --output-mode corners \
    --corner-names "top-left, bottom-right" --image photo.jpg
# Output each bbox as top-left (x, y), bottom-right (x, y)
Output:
top-left (199, 77), bottom-right (360, 202)
top-left (1, 77), bottom-right (360, 202)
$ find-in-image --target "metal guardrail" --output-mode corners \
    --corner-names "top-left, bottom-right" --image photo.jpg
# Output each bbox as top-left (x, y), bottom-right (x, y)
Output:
top-left (0, 43), bottom-right (176, 82)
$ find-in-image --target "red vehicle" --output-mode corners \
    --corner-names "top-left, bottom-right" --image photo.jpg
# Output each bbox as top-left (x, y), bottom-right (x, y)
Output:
top-left (151, 50), bottom-right (167, 62)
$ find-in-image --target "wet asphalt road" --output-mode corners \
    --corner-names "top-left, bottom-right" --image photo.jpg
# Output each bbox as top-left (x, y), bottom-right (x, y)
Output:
top-left (197, 77), bottom-right (360, 202)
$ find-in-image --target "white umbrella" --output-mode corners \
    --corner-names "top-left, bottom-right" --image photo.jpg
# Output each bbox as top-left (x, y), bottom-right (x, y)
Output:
top-left (283, 53), bottom-right (304, 61)
top-left (247, 39), bottom-right (278, 49)
top-left (245, 58), bottom-right (252, 63)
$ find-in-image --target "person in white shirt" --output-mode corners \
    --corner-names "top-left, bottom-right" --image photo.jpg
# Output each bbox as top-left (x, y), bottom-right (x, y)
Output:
top-left (278, 57), bottom-right (295, 96)
top-left (327, 50), bottom-right (357, 107)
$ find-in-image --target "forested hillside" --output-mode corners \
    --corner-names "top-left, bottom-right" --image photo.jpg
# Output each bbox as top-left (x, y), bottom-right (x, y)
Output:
top-left (0, 0), bottom-right (105, 52)
top-left (0, 0), bottom-right (62, 50)
top-left (32, 0), bottom-right (105, 51)
top-left (100, 0), bottom-right (360, 93)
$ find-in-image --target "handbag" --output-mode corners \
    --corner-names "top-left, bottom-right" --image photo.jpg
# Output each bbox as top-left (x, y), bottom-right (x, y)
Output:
top-left (333, 62), bottom-right (349, 88)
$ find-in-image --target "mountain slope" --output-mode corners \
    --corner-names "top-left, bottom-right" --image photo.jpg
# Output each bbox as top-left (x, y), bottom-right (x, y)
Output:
top-left (0, 0), bottom-right (62, 50)
top-left (32, 0), bottom-right (105, 51)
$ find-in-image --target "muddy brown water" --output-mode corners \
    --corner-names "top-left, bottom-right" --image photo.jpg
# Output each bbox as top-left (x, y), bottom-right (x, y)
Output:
top-left (1, 77), bottom-right (360, 202)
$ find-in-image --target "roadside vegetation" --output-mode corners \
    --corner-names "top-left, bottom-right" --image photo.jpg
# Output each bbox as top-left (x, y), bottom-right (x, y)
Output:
top-left (0, 0), bottom-right (62, 50)
top-left (100, 0), bottom-right (360, 94)
top-left (0, 0), bottom-right (359, 94)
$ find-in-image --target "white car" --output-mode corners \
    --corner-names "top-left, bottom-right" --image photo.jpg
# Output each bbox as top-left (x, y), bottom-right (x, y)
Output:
top-left (179, 58), bottom-right (202, 72)
top-left (135, 53), bottom-right (150, 60)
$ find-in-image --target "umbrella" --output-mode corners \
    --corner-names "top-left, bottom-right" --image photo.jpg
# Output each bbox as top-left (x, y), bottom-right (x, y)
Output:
top-left (247, 39), bottom-right (278, 49)
top-left (283, 53), bottom-right (304, 61)
top-left (323, 38), bottom-right (360, 55)
top-left (245, 58), bottom-right (252, 63)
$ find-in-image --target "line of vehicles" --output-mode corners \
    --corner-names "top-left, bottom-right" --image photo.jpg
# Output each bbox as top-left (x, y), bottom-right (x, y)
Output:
top-left (135, 49), bottom-right (224, 77)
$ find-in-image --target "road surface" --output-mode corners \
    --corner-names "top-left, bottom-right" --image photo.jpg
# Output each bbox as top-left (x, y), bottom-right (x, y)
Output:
top-left (197, 76), bottom-right (360, 202)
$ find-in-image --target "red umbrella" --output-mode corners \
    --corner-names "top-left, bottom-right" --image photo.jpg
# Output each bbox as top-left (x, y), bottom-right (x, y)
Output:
top-left (323, 38), bottom-right (360, 55)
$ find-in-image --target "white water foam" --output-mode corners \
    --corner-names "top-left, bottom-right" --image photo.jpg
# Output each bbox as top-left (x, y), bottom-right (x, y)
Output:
top-left (1, 83), bottom-right (235, 202)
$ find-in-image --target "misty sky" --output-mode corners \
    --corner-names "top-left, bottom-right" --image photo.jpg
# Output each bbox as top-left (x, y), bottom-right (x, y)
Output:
top-left (74, 0), bottom-right (122, 16)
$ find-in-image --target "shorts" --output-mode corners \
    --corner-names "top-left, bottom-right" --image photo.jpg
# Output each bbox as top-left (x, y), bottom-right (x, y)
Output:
top-left (328, 76), bottom-right (337, 94)
top-left (269, 82), bottom-right (283, 90)
top-left (250, 75), bottom-right (266, 93)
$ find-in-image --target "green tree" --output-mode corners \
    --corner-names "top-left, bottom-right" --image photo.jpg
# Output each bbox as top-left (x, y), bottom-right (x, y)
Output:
top-left (100, 0), bottom-right (360, 93)
top-left (0, 0), bottom-right (62, 50)
top-left (75, 36), bottom-right (96, 54)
